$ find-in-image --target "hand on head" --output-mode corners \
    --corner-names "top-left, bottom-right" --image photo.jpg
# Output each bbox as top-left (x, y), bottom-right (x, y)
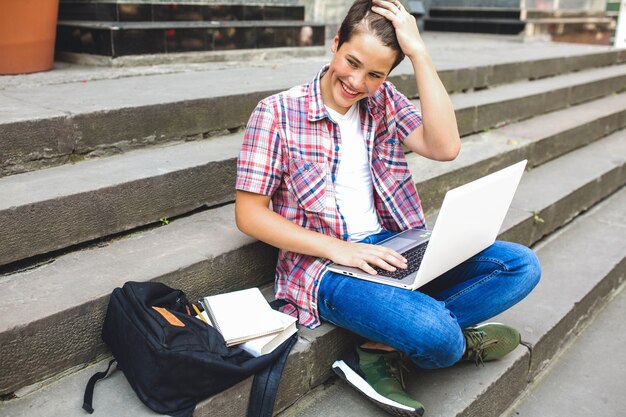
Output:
top-left (370, 0), bottom-right (425, 58)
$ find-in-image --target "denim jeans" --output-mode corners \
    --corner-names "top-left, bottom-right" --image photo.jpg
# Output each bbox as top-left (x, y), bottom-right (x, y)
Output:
top-left (317, 230), bottom-right (541, 369)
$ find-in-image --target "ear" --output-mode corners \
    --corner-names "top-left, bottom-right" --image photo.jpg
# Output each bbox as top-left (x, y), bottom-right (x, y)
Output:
top-left (331, 34), bottom-right (339, 53)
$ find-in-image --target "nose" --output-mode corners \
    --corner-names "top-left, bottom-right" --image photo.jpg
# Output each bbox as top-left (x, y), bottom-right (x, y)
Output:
top-left (350, 71), bottom-right (367, 92)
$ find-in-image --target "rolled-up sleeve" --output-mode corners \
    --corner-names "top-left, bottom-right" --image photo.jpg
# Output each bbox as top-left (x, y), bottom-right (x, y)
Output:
top-left (236, 101), bottom-right (283, 196)
top-left (388, 83), bottom-right (423, 143)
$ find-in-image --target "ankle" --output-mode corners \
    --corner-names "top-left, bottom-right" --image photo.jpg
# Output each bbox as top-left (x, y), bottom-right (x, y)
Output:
top-left (360, 342), bottom-right (396, 352)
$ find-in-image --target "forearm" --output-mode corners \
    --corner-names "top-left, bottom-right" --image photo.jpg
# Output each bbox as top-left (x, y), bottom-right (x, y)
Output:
top-left (409, 50), bottom-right (460, 159)
top-left (235, 190), bottom-right (408, 274)
top-left (235, 194), bottom-right (340, 260)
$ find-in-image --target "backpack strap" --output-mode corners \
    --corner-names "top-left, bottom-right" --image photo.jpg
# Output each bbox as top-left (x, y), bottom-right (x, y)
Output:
top-left (82, 359), bottom-right (117, 413)
top-left (247, 298), bottom-right (299, 417)
top-left (247, 334), bottom-right (298, 417)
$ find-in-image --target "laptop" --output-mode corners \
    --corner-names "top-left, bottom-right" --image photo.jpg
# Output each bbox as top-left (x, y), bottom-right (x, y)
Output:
top-left (327, 160), bottom-right (527, 290)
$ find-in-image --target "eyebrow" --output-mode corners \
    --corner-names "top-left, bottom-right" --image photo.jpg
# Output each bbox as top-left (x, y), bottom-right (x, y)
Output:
top-left (346, 53), bottom-right (387, 77)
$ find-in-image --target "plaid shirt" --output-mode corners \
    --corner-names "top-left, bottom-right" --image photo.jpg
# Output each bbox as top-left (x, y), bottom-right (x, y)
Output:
top-left (236, 65), bottom-right (426, 328)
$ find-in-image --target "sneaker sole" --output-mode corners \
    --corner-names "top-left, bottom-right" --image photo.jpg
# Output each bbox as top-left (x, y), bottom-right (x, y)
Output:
top-left (332, 360), bottom-right (424, 417)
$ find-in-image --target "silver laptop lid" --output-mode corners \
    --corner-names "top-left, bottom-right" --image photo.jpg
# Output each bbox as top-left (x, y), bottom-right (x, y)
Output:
top-left (412, 159), bottom-right (527, 288)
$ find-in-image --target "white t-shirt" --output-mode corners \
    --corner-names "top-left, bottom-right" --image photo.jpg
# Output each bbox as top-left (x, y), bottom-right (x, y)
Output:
top-left (326, 103), bottom-right (382, 241)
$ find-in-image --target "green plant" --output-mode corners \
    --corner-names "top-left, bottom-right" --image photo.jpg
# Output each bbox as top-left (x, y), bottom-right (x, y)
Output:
top-left (530, 210), bottom-right (544, 224)
top-left (160, 217), bottom-right (170, 225)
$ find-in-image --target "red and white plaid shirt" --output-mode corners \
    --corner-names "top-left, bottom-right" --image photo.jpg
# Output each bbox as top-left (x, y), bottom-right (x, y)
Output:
top-left (236, 65), bottom-right (426, 328)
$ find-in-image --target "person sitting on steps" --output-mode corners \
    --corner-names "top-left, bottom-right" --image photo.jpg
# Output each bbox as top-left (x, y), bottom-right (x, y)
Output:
top-left (235, 0), bottom-right (541, 415)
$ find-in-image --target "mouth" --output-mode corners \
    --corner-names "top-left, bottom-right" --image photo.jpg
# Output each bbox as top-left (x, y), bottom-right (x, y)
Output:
top-left (339, 80), bottom-right (360, 98)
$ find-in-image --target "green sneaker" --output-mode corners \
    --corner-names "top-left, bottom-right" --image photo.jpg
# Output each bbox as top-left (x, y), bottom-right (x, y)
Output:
top-left (332, 347), bottom-right (424, 417)
top-left (462, 322), bottom-right (521, 365)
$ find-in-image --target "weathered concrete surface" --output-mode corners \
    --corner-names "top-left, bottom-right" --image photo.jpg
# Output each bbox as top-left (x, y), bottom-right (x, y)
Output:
top-left (0, 134), bottom-right (243, 266)
top-left (1, 127), bottom-right (623, 396)
top-left (3, 181), bottom-right (622, 417)
top-left (1, 34), bottom-right (623, 176)
top-left (2, 83), bottom-right (625, 267)
top-left (448, 64), bottom-right (626, 136)
top-left (278, 187), bottom-right (626, 417)
top-left (0, 205), bottom-right (278, 395)
top-left (408, 93), bottom-right (626, 219)
top-left (505, 285), bottom-right (626, 417)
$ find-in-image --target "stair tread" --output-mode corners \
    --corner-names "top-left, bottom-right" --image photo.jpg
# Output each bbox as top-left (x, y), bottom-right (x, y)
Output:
top-left (57, 19), bottom-right (320, 29)
top-left (1, 110), bottom-right (624, 330)
top-left (2, 73), bottom-right (624, 267)
top-left (449, 63), bottom-right (626, 108)
top-left (0, 133), bottom-right (243, 210)
top-left (3, 176), bottom-right (625, 417)
top-left (2, 89), bottom-right (624, 211)
top-left (0, 126), bottom-right (624, 398)
top-left (1, 89), bottom-right (624, 268)
top-left (0, 42), bottom-right (620, 125)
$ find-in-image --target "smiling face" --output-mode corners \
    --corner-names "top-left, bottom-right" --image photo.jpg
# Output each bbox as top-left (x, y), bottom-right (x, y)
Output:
top-left (320, 32), bottom-right (397, 115)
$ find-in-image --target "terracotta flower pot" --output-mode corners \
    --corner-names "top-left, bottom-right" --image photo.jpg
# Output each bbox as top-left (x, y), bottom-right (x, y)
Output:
top-left (0, 0), bottom-right (60, 74)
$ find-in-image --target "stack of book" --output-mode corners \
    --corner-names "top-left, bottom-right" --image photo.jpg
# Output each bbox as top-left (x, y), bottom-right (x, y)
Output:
top-left (198, 287), bottom-right (298, 357)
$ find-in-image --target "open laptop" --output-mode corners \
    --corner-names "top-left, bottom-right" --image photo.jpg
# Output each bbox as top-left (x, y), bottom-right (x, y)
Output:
top-left (327, 160), bottom-right (527, 290)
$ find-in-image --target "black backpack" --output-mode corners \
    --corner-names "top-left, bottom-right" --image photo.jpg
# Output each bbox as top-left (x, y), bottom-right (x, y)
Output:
top-left (83, 281), bottom-right (297, 417)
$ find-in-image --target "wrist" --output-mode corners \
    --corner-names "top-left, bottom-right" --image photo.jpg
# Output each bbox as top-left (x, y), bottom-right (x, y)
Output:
top-left (321, 236), bottom-right (345, 261)
top-left (406, 47), bottom-right (430, 64)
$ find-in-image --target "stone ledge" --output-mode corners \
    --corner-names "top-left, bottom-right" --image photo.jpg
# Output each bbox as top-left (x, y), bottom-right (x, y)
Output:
top-left (0, 128), bottom-right (624, 395)
top-left (2, 180), bottom-right (624, 417)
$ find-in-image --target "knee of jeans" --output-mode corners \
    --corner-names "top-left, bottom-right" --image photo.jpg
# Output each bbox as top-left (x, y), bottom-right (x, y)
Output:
top-left (408, 316), bottom-right (465, 369)
top-left (516, 245), bottom-right (542, 291)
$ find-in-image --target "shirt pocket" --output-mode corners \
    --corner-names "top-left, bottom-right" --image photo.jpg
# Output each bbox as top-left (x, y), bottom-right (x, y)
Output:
top-left (288, 158), bottom-right (327, 213)
top-left (373, 141), bottom-right (412, 183)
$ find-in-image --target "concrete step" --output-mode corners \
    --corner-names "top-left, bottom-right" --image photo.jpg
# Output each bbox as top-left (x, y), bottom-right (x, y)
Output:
top-left (0, 42), bottom-right (623, 176)
top-left (2, 170), bottom-right (624, 417)
top-left (276, 185), bottom-right (626, 417)
top-left (502, 282), bottom-right (626, 417)
top-left (0, 61), bottom-right (626, 265)
top-left (449, 63), bottom-right (626, 136)
top-left (2, 89), bottom-right (625, 268)
top-left (428, 7), bottom-right (522, 19)
top-left (55, 20), bottom-right (325, 58)
top-left (0, 127), bottom-right (624, 397)
top-left (424, 17), bottom-right (526, 36)
top-left (57, 2), bottom-right (306, 22)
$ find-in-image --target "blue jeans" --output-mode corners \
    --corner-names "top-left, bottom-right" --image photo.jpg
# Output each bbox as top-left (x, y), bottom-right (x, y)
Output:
top-left (318, 230), bottom-right (541, 369)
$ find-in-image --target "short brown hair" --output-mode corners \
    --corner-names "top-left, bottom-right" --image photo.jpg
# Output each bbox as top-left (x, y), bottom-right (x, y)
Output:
top-left (337, 0), bottom-right (405, 71)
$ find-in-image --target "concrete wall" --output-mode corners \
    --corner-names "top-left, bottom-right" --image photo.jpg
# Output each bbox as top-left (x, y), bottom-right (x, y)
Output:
top-left (299, 0), bottom-right (353, 36)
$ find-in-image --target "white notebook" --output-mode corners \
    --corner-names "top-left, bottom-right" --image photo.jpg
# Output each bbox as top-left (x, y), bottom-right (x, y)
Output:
top-left (240, 310), bottom-right (298, 357)
top-left (202, 288), bottom-right (284, 347)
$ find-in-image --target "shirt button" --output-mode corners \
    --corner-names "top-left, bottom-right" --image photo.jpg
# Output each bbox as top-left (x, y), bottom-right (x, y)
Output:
top-left (331, 175), bottom-right (336, 182)
top-left (343, 233), bottom-right (349, 239)
top-left (304, 162), bottom-right (311, 170)
top-left (335, 145), bottom-right (340, 151)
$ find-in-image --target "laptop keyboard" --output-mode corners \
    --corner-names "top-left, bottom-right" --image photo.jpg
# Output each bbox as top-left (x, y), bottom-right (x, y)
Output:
top-left (373, 242), bottom-right (429, 280)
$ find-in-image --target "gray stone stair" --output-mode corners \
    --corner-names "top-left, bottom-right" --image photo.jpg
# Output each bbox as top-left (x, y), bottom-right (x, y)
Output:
top-left (503, 278), bottom-right (626, 417)
top-left (1, 67), bottom-right (625, 268)
top-left (0, 48), bottom-right (623, 177)
top-left (0, 120), bottom-right (623, 402)
top-left (277, 185), bottom-right (626, 417)
top-left (1, 34), bottom-right (625, 417)
top-left (1, 147), bottom-right (624, 417)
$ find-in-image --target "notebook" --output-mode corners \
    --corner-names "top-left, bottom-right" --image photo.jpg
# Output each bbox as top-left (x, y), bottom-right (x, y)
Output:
top-left (327, 160), bottom-right (527, 290)
top-left (197, 308), bottom-right (297, 356)
top-left (201, 288), bottom-right (284, 347)
top-left (239, 310), bottom-right (297, 357)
